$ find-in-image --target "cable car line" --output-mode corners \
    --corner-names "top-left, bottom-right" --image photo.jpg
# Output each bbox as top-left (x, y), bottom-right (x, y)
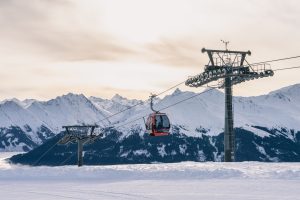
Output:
top-left (250, 55), bottom-right (300, 65)
top-left (32, 56), bottom-right (300, 166)
top-left (33, 139), bottom-right (62, 166)
top-left (155, 80), bottom-right (187, 96)
top-left (273, 65), bottom-right (300, 71)
top-left (94, 63), bottom-right (300, 136)
top-left (94, 55), bottom-right (300, 126)
top-left (161, 88), bottom-right (215, 112)
top-left (60, 152), bottom-right (76, 166)
top-left (37, 88), bottom-right (215, 165)
top-left (114, 88), bottom-right (215, 130)
top-left (93, 80), bottom-right (193, 125)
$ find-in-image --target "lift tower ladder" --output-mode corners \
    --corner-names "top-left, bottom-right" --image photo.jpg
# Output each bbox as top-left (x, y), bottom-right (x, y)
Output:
top-left (185, 46), bottom-right (274, 162)
top-left (59, 125), bottom-right (101, 167)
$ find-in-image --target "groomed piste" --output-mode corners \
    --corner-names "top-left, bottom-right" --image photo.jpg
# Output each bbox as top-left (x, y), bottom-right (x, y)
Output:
top-left (1, 153), bottom-right (300, 200)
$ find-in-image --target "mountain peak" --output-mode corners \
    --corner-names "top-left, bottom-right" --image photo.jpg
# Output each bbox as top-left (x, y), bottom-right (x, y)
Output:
top-left (0, 98), bottom-right (36, 108)
top-left (112, 94), bottom-right (127, 101)
top-left (1, 98), bottom-right (21, 105)
top-left (203, 87), bottom-right (223, 96)
top-left (89, 96), bottom-right (105, 102)
top-left (172, 88), bottom-right (182, 96)
top-left (1, 100), bottom-right (24, 110)
top-left (56, 93), bottom-right (87, 102)
top-left (41, 93), bottom-right (89, 106)
top-left (62, 92), bottom-right (85, 98)
top-left (269, 83), bottom-right (300, 98)
top-left (22, 99), bottom-right (36, 108)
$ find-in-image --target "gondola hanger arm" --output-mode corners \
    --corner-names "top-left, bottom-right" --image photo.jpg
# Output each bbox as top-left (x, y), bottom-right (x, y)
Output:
top-left (150, 93), bottom-right (159, 113)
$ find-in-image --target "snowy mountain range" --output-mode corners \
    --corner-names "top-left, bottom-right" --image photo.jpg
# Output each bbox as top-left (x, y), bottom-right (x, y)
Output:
top-left (3, 84), bottom-right (300, 163)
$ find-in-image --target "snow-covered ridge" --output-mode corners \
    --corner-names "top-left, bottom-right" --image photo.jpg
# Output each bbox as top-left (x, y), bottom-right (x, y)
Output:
top-left (0, 84), bottom-right (300, 151)
top-left (0, 98), bottom-right (35, 109)
top-left (1, 84), bottom-right (300, 133)
top-left (113, 85), bottom-right (300, 137)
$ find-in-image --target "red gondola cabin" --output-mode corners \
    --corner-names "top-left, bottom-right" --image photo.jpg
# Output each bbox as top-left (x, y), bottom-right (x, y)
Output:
top-left (145, 112), bottom-right (170, 136)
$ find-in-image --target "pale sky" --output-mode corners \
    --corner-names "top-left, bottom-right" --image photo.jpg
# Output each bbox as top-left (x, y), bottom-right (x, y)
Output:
top-left (0, 0), bottom-right (300, 100)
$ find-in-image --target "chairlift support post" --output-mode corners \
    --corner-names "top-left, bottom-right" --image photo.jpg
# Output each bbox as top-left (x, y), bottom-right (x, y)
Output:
top-left (77, 139), bottom-right (83, 167)
top-left (224, 75), bottom-right (234, 161)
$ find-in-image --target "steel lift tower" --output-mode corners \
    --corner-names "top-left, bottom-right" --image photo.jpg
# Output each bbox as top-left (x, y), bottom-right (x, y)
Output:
top-left (185, 43), bottom-right (274, 162)
top-left (59, 125), bottom-right (102, 166)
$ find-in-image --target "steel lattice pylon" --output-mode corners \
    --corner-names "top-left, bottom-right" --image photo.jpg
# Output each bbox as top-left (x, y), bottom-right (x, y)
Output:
top-left (59, 125), bottom-right (102, 166)
top-left (185, 47), bottom-right (274, 162)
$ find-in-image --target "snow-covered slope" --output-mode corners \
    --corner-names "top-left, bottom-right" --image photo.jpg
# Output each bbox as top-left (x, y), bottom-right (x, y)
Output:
top-left (115, 84), bottom-right (300, 138)
top-left (1, 84), bottom-right (300, 152)
top-left (2, 153), bottom-right (300, 200)
top-left (27, 93), bottom-right (110, 132)
top-left (89, 94), bottom-right (146, 124)
top-left (0, 93), bottom-right (110, 151)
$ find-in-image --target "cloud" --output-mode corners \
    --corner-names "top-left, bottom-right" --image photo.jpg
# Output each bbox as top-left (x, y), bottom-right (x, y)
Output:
top-left (32, 31), bottom-right (135, 62)
top-left (0, 0), bottom-right (206, 68)
top-left (0, 0), bottom-right (300, 101)
top-left (2, 0), bottom-right (299, 68)
top-left (0, 0), bottom-right (136, 62)
top-left (142, 37), bottom-right (211, 68)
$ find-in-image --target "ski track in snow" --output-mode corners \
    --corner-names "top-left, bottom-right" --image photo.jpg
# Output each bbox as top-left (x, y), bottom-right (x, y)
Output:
top-left (0, 153), bottom-right (300, 200)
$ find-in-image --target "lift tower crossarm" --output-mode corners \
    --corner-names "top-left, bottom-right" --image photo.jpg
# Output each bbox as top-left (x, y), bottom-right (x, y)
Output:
top-left (202, 48), bottom-right (251, 55)
top-left (202, 48), bottom-right (251, 67)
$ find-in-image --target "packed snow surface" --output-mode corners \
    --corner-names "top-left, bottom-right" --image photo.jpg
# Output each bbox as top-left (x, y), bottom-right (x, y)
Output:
top-left (0, 153), bottom-right (299, 200)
